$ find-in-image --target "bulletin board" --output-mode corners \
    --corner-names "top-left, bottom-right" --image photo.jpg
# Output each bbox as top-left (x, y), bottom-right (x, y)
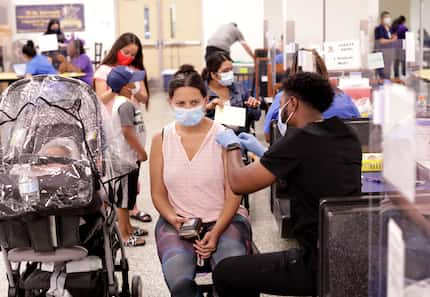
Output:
top-left (15, 4), bottom-right (85, 33)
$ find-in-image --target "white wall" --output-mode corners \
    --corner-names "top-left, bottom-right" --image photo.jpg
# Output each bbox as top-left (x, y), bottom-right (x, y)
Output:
top-left (326, 0), bottom-right (371, 42)
top-left (202, 0), bottom-right (264, 62)
top-left (410, 0), bottom-right (430, 32)
top-left (8, 0), bottom-right (117, 61)
top-left (264, 0), bottom-right (284, 39)
top-left (285, 0), bottom-right (324, 48)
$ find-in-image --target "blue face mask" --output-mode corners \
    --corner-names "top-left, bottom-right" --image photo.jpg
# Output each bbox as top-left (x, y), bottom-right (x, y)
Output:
top-left (219, 71), bottom-right (234, 87)
top-left (174, 105), bottom-right (205, 126)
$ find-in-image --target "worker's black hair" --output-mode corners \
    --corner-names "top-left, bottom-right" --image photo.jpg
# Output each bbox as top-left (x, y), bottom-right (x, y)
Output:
top-left (168, 64), bottom-right (207, 98)
top-left (22, 40), bottom-right (37, 58)
top-left (201, 52), bottom-right (233, 82)
top-left (283, 72), bottom-right (334, 113)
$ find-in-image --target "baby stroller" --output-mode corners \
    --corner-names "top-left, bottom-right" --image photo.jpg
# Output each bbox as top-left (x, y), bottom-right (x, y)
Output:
top-left (0, 75), bottom-right (142, 297)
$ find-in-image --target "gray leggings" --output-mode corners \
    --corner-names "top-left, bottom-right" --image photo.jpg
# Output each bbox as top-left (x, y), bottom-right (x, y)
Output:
top-left (155, 214), bottom-right (252, 297)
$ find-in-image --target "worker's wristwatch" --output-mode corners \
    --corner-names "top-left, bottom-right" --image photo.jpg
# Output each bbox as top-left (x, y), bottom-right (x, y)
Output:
top-left (226, 143), bottom-right (241, 152)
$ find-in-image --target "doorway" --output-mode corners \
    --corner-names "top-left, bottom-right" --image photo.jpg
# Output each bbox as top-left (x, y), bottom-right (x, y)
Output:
top-left (117, 0), bottom-right (203, 84)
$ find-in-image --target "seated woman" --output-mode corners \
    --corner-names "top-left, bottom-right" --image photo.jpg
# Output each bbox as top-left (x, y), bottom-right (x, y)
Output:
top-left (22, 40), bottom-right (57, 77)
top-left (58, 39), bottom-right (94, 85)
top-left (150, 64), bottom-right (252, 297)
top-left (202, 52), bottom-right (261, 133)
top-left (263, 49), bottom-right (360, 142)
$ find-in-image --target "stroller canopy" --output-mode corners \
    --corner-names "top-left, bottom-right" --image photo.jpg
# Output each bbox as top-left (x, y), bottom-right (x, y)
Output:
top-left (0, 75), bottom-right (104, 219)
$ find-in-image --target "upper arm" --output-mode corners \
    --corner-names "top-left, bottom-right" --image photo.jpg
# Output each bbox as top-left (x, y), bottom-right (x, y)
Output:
top-left (149, 133), bottom-right (168, 199)
top-left (222, 150), bottom-right (241, 201)
top-left (94, 79), bottom-right (108, 97)
top-left (121, 126), bottom-right (134, 139)
top-left (230, 160), bottom-right (276, 195)
top-left (235, 28), bottom-right (245, 41)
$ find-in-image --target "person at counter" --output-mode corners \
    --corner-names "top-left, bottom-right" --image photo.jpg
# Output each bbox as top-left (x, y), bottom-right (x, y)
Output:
top-left (206, 23), bottom-right (254, 61)
top-left (374, 11), bottom-right (398, 79)
top-left (391, 15), bottom-right (408, 78)
top-left (213, 72), bottom-right (362, 297)
top-left (22, 40), bottom-right (57, 77)
top-left (203, 52), bottom-right (260, 133)
top-left (58, 39), bottom-right (94, 85)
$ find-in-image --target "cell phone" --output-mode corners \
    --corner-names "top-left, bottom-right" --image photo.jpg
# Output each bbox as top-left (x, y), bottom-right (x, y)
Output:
top-left (179, 217), bottom-right (202, 240)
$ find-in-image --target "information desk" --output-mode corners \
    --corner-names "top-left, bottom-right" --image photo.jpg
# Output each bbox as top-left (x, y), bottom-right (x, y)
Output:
top-left (362, 172), bottom-right (430, 195)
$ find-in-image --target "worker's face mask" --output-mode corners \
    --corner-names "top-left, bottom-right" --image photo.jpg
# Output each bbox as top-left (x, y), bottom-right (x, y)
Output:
top-left (174, 105), bottom-right (205, 127)
top-left (117, 50), bottom-right (135, 66)
top-left (218, 71), bottom-right (234, 87)
top-left (383, 17), bottom-right (392, 26)
top-left (277, 99), bottom-right (296, 136)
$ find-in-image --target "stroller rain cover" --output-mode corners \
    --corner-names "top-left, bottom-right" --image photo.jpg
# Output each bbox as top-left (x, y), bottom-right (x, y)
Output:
top-left (0, 75), bottom-right (104, 219)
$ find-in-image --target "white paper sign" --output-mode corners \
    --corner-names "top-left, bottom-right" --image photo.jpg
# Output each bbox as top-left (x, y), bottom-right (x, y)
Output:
top-left (372, 89), bottom-right (384, 125)
top-left (37, 34), bottom-right (59, 52)
top-left (323, 40), bottom-right (361, 70)
top-left (383, 84), bottom-right (416, 202)
top-left (298, 50), bottom-right (315, 72)
top-left (368, 52), bottom-right (385, 69)
top-left (387, 219), bottom-right (405, 297)
top-left (405, 32), bottom-right (416, 63)
top-left (214, 105), bottom-right (246, 127)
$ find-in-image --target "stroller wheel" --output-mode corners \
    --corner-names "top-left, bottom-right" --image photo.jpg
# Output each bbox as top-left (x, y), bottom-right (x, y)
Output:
top-left (131, 276), bottom-right (142, 297)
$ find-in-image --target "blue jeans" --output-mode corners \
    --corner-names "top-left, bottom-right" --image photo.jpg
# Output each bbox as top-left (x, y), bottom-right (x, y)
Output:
top-left (155, 214), bottom-right (252, 297)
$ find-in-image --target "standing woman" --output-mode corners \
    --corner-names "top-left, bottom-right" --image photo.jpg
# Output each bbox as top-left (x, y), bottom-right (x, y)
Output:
top-left (44, 19), bottom-right (66, 44)
top-left (94, 33), bottom-right (149, 109)
top-left (391, 16), bottom-right (408, 78)
top-left (94, 32), bottom-right (152, 224)
top-left (43, 18), bottom-right (67, 67)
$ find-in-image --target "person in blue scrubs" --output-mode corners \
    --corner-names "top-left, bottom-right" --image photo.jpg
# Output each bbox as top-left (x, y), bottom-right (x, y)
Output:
top-left (22, 40), bottom-right (57, 77)
top-left (263, 49), bottom-right (360, 142)
top-left (374, 11), bottom-right (398, 79)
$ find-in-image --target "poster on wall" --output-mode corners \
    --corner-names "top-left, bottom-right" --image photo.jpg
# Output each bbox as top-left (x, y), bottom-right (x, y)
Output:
top-left (323, 40), bottom-right (361, 71)
top-left (15, 4), bottom-right (85, 33)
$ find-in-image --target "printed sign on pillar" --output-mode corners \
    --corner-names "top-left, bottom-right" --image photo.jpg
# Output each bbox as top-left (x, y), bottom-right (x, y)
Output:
top-left (323, 40), bottom-right (361, 71)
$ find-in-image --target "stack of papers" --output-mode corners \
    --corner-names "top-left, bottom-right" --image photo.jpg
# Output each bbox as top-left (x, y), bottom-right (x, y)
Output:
top-left (214, 105), bottom-right (246, 127)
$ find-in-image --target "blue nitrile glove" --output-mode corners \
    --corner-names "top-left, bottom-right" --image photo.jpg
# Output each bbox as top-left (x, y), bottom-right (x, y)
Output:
top-left (216, 129), bottom-right (241, 149)
top-left (238, 132), bottom-right (268, 157)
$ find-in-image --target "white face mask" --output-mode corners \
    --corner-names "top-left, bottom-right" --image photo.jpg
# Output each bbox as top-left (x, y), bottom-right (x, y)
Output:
top-left (218, 71), bottom-right (234, 87)
top-left (383, 17), bottom-right (391, 25)
top-left (131, 81), bottom-right (141, 95)
top-left (277, 100), bottom-right (295, 136)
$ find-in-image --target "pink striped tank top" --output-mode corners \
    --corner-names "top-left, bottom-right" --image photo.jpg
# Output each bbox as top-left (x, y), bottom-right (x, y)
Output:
top-left (162, 121), bottom-right (226, 222)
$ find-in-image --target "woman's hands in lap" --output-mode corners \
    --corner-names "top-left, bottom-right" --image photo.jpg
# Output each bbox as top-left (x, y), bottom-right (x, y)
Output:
top-left (193, 230), bottom-right (219, 259)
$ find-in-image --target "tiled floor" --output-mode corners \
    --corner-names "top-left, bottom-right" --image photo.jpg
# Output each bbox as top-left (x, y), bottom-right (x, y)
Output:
top-left (0, 91), bottom-right (296, 296)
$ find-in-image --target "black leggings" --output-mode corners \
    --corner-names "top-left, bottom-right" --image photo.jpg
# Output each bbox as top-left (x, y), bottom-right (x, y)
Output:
top-left (213, 248), bottom-right (317, 297)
